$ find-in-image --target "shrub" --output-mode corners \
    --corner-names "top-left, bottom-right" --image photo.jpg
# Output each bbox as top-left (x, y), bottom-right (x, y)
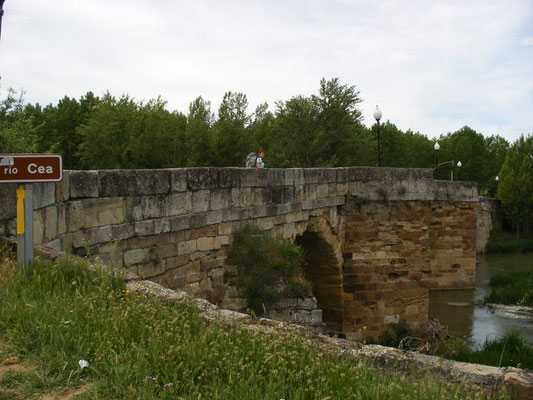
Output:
top-left (452, 331), bottom-right (533, 369)
top-left (227, 225), bottom-right (310, 314)
top-left (485, 268), bottom-right (533, 306)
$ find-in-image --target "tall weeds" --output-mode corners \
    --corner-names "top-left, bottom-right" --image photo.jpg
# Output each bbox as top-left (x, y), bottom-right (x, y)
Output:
top-left (0, 255), bottom-right (484, 399)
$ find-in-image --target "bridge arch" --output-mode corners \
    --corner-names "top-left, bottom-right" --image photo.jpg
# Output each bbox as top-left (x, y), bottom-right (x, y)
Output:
top-left (295, 216), bottom-right (344, 336)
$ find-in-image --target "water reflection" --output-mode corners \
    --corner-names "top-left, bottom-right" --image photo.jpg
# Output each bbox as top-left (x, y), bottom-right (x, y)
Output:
top-left (429, 253), bottom-right (533, 348)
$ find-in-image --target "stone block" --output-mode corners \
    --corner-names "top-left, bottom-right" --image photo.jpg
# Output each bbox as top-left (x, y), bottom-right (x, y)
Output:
top-left (166, 192), bottom-right (192, 216)
top-left (57, 204), bottom-right (67, 235)
top-left (197, 237), bottom-right (214, 251)
top-left (33, 210), bottom-right (44, 245)
top-left (178, 239), bottom-right (197, 255)
top-left (44, 206), bottom-right (58, 241)
top-left (137, 262), bottom-right (166, 279)
top-left (142, 195), bottom-right (166, 218)
top-left (0, 184), bottom-right (16, 220)
top-left (316, 184), bottom-right (328, 198)
top-left (231, 187), bottom-right (252, 208)
top-left (83, 198), bottom-right (125, 228)
top-left (32, 182), bottom-right (57, 210)
top-left (170, 169), bottom-right (187, 192)
top-left (206, 210), bottom-right (224, 225)
top-left (68, 201), bottom-right (84, 232)
top-left (304, 169), bottom-right (319, 184)
top-left (56, 172), bottom-right (70, 201)
top-left (98, 170), bottom-right (137, 197)
top-left (292, 169), bottom-right (305, 185)
top-left (192, 190), bottom-right (210, 213)
top-left (124, 197), bottom-right (143, 222)
top-left (135, 220), bottom-right (155, 236)
top-left (154, 218), bottom-right (171, 234)
top-left (124, 248), bottom-right (151, 266)
top-left (69, 170), bottom-right (98, 198)
top-left (210, 189), bottom-right (232, 210)
top-left (318, 169), bottom-right (336, 184)
top-left (136, 169), bottom-right (170, 195)
top-left (284, 169), bottom-right (294, 186)
top-left (240, 168), bottom-right (267, 187)
top-left (305, 184), bottom-right (317, 200)
top-left (186, 168), bottom-right (219, 190)
top-left (111, 223), bottom-right (135, 241)
top-left (219, 168), bottom-right (241, 188)
top-left (267, 169), bottom-right (285, 187)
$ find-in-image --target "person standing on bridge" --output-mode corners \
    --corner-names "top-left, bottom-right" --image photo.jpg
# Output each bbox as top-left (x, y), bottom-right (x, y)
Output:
top-left (246, 149), bottom-right (265, 168)
top-left (255, 149), bottom-right (265, 168)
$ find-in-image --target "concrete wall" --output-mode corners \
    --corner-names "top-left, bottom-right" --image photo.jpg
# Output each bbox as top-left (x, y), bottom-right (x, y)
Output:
top-left (0, 167), bottom-right (480, 339)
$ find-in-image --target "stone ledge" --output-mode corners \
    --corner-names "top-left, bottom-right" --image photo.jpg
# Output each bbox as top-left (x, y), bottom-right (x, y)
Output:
top-left (127, 276), bottom-right (533, 398)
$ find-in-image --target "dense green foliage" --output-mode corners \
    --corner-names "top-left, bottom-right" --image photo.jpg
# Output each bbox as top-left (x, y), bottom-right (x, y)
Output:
top-left (2, 82), bottom-right (532, 233)
top-left (485, 228), bottom-right (533, 253)
top-left (497, 134), bottom-right (533, 237)
top-left (485, 268), bottom-right (533, 307)
top-left (0, 255), bottom-right (484, 399)
top-left (374, 320), bottom-right (532, 370)
top-left (452, 331), bottom-right (533, 370)
top-left (228, 225), bottom-right (310, 314)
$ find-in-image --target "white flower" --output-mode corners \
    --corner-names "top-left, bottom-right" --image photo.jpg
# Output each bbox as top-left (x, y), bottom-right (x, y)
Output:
top-left (78, 359), bottom-right (89, 369)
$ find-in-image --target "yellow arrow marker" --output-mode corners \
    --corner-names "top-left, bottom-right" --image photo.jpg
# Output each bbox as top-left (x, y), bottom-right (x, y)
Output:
top-left (16, 185), bottom-right (25, 234)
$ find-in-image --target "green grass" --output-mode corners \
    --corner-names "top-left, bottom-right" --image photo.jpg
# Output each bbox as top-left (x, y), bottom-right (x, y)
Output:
top-left (0, 255), bottom-right (498, 399)
top-left (485, 269), bottom-right (533, 306)
top-left (485, 228), bottom-right (533, 254)
top-left (451, 331), bottom-right (533, 370)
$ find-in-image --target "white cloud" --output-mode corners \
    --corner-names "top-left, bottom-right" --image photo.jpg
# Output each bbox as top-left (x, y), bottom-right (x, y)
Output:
top-left (0, 0), bottom-right (532, 142)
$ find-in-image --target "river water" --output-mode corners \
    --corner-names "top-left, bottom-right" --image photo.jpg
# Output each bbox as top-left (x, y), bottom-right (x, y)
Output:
top-left (429, 253), bottom-right (533, 348)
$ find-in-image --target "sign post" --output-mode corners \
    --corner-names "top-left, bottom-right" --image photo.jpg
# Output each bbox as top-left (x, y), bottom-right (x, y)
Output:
top-left (1, 154), bottom-right (63, 267)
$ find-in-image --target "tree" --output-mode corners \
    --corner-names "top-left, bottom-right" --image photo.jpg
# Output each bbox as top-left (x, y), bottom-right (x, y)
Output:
top-left (312, 78), bottom-right (365, 166)
top-left (484, 135), bottom-right (509, 196)
top-left (186, 96), bottom-right (214, 166)
top-left (77, 93), bottom-right (138, 169)
top-left (272, 96), bottom-right (320, 167)
top-left (211, 92), bottom-right (251, 166)
top-left (497, 134), bottom-right (533, 237)
top-left (437, 126), bottom-right (487, 186)
top-left (0, 87), bottom-right (38, 153)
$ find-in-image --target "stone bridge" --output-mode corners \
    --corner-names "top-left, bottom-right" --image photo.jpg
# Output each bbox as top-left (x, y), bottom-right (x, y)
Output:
top-left (0, 167), bottom-right (482, 340)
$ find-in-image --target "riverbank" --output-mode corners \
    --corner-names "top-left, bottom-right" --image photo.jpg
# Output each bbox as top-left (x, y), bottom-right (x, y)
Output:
top-left (1, 250), bottom-right (532, 399)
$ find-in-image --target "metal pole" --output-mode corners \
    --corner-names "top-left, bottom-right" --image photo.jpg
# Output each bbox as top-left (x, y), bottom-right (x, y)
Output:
top-left (24, 184), bottom-right (34, 264)
top-left (15, 183), bottom-right (34, 267)
top-left (377, 120), bottom-right (381, 167)
top-left (16, 184), bottom-right (25, 267)
top-left (435, 150), bottom-right (439, 178)
top-left (0, 0), bottom-right (5, 42)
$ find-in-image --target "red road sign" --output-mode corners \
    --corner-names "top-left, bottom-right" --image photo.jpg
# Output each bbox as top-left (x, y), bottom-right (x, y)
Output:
top-left (0, 154), bottom-right (63, 183)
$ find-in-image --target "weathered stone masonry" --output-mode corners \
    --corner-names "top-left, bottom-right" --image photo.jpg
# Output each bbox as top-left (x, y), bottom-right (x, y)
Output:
top-left (0, 167), bottom-right (480, 340)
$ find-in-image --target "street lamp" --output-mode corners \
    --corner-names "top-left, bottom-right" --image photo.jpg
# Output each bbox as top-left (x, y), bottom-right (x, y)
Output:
top-left (434, 142), bottom-right (440, 178)
top-left (0, 0), bottom-right (5, 42)
top-left (373, 105), bottom-right (382, 167)
top-left (433, 160), bottom-right (461, 181)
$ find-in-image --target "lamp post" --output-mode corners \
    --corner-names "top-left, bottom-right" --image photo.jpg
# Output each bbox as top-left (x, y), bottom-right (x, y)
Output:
top-left (433, 160), bottom-right (461, 181)
top-left (0, 0), bottom-right (5, 42)
top-left (495, 175), bottom-right (499, 198)
top-left (374, 105), bottom-right (382, 167)
top-left (434, 142), bottom-right (440, 178)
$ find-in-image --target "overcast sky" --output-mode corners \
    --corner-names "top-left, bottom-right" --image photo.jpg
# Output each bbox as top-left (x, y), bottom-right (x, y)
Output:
top-left (1, 0), bottom-right (532, 142)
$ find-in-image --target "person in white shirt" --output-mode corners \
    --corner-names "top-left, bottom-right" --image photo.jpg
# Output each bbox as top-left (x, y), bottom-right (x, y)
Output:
top-left (256, 149), bottom-right (265, 168)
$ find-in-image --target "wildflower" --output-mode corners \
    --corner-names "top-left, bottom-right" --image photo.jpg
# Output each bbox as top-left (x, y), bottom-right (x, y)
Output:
top-left (145, 376), bottom-right (157, 381)
top-left (164, 383), bottom-right (173, 387)
top-left (71, 281), bottom-right (77, 285)
top-left (78, 359), bottom-right (89, 369)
